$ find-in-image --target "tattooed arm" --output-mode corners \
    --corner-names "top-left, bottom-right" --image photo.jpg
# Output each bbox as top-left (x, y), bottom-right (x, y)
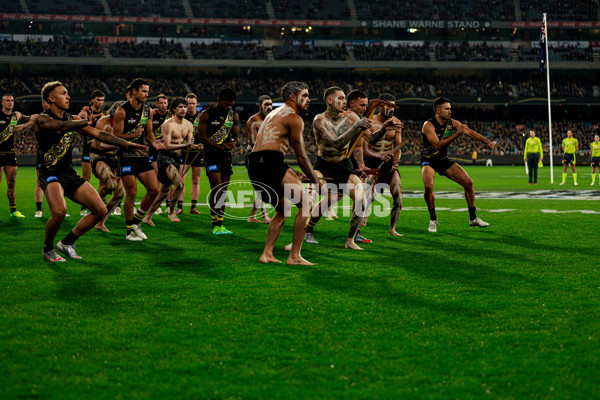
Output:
top-left (313, 117), bottom-right (371, 150)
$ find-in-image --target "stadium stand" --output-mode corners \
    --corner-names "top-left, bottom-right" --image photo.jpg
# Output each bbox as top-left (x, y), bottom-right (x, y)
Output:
top-left (191, 0), bottom-right (269, 19)
top-left (27, 0), bottom-right (104, 16)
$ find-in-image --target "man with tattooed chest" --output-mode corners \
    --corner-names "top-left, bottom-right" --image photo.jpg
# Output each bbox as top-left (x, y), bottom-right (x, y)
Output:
top-left (305, 87), bottom-right (401, 250)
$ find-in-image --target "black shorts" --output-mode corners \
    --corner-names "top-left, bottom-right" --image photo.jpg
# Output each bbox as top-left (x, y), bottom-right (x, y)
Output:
top-left (314, 156), bottom-right (358, 192)
top-left (39, 167), bottom-right (86, 199)
top-left (365, 157), bottom-right (398, 185)
top-left (0, 153), bottom-right (17, 167)
top-left (592, 157), bottom-right (600, 168)
top-left (81, 141), bottom-right (91, 163)
top-left (149, 146), bottom-right (159, 163)
top-left (91, 152), bottom-right (119, 179)
top-left (421, 157), bottom-right (455, 176)
top-left (204, 149), bottom-right (233, 177)
top-left (118, 155), bottom-right (153, 177)
top-left (157, 150), bottom-right (182, 185)
top-left (247, 150), bottom-right (289, 208)
top-left (183, 149), bottom-right (205, 167)
top-left (562, 153), bottom-right (576, 166)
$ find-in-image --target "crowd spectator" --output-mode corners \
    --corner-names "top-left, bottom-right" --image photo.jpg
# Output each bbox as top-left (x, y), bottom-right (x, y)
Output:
top-left (109, 39), bottom-right (186, 59)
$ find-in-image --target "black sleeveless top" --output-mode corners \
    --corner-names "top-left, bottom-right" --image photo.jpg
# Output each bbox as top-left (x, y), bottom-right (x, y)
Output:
top-left (0, 111), bottom-right (17, 154)
top-left (152, 111), bottom-right (169, 140)
top-left (36, 110), bottom-right (76, 171)
top-left (421, 117), bottom-right (455, 161)
top-left (121, 102), bottom-right (150, 145)
top-left (205, 106), bottom-right (235, 148)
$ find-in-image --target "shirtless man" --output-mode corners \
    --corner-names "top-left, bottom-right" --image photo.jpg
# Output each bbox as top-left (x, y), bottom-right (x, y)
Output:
top-left (247, 81), bottom-right (320, 265)
top-left (143, 98), bottom-right (201, 226)
top-left (35, 81), bottom-right (146, 261)
top-left (304, 87), bottom-right (400, 250)
top-left (246, 95), bottom-right (273, 224)
top-left (90, 101), bottom-right (127, 232)
top-left (176, 93), bottom-right (204, 215)
top-left (363, 93), bottom-right (403, 236)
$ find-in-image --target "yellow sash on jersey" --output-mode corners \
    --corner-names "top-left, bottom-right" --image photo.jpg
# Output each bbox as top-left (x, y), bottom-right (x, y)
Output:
top-left (0, 114), bottom-right (18, 144)
top-left (44, 114), bottom-right (75, 167)
top-left (210, 110), bottom-right (235, 145)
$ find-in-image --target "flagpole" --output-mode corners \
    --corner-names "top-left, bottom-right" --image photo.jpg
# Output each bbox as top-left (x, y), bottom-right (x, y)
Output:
top-left (544, 13), bottom-right (554, 184)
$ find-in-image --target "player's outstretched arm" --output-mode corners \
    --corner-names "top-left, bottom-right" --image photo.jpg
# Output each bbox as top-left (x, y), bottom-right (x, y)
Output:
top-left (313, 117), bottom-right (371, 150)
top-left (422, 120), bottom-right (461, 150)
top-left (460, 122), bottom-right (495, 149)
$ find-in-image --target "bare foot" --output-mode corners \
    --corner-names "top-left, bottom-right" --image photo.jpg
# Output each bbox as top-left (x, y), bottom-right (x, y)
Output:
top-left (247, 217), bottom-right (262, 223)
top-left (287, 256), bottom-right (316, 266)
top-left (260, 253), bottom-right (282, 264)
top-left (168, 214), bottom-right (181, 222)
top-left (262, 216), bottom-right (272, 224)
top-left (389, 230), bottom-right (404, 237)
top-left (142, 217), bottom-right (155, 227)
top-left (284, 243), bottom-right (293, 251)
top-left (95, 224), bottom-right (109, 232)
top-left (345, 240), bottom-right (364, 251)
top-left (325, 215), bottom-right (334, 221)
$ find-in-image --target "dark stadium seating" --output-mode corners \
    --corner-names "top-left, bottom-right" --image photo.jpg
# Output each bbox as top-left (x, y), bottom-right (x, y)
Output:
top-left (272, 43), bottom-right (350, 61)
top-left (190, 42), bottom-right (267, 60)
top-left (520, 0), bottom-right (599, 22)
top-left (27, 0), bottom-right (104, 16)
top-left (353, 44), bottom-right (430, 62)
top-left (190, 0), bottom-right (269, 19)
top-left (273, 0), bottom-right (350, 20)
top-left (108, 40), bottom-right (186, 59)
top-left (0, 0), bottom-right (23, 13)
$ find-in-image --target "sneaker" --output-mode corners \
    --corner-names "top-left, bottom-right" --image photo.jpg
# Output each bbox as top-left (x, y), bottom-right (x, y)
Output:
top-left (591, 182), bottom-right (595, 186)
top-left (559, 182), bottom-right (565, 186)
top-left (469, 217), bottom-right (489, 228)
top-left (176, 208), bottom-right (183, 215)
top-left (165, 207), bottom-right (170, 214)
top-left (42, 249), bottom-right (65, 262)
top-left (113, 206), bottom-right (121, 216)
top-left (354, 233), bottom-right (373, 243)
top-left (428, 220), bottom-right (438, 233)
top-left (56, 241), bottom-right (82, 259)
top-left (304, 232), bottom-right (319, 244)
top-left (574, 182), bottom-right (578, 186)
top-left (34, 210), bottom-right (43, 218)
top-left (219, 226), bottom-right (233, 235)
top-left (212, 226), bottom-right (225, 236)
top-left (190, 208), bottom-right (201, 215)
top-left (80, 209), bottom-right (88, 216)
top-left (126, 231), bottom-right (143, 241)
top-left (65, 213), bottom-right (70, 217)
top-left (132, 224), bottom-right (147, 240)
top-left (10, 211), bottom-right (25, 218)
top-left (155, 207), bottom-right (162, 215)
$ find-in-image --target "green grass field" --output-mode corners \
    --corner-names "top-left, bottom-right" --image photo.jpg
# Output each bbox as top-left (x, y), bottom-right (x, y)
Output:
top-left (1, 165), bottom-right (599, 399)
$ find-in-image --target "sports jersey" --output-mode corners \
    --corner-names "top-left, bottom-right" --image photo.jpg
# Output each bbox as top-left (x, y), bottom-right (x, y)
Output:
top-left (152, 111), bottom-right (169, 141)
top-left (119, 102), bottom-right (150, 158)
top-left (36, 110), bottom-right (76, 172)
top-left (0, 111), bottom-right (17, 155)
top-left (421, 116), bottom-right (454, 162)
top-left (591, 142), bottom-right (600, 157)
top-left (524, 137), bottom-right (543, 157)
top-left (205, 106), bottom-right (235, 146)
top-left (562, 137), bottom-right (578, 154)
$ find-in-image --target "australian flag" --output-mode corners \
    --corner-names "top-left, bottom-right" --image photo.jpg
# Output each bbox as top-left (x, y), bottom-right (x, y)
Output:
top-left (539, 15), bottom-right (547, 73)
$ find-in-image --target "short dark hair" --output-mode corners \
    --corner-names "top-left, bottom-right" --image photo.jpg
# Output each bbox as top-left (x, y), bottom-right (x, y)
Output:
top-left (280, 81), bottom-right (308, 101)
top-left (323, 86), bottom-right (343, 102)
top-left (91, 90), bottom-right (105, 99)
top-left (346, 90), bottom-right (367, 104)
top-left (433, 97), bottom-right (450, 112)
top-left (218, 88), bottom-right (237, 102)
top-left (156, 94), bottom-right (168, 101)
top-left (378, 93), bottom-right (396, 102)
top-left (258, 95), bottom-right (271, 104)
top-left (129, 78), bottom-right (149, 92)
top-left (170, 97), bottom-right (187, 113)
top-left (41, 81), bottom-right (63, 103)
top-left (186, 93), bottom-right (197, 100)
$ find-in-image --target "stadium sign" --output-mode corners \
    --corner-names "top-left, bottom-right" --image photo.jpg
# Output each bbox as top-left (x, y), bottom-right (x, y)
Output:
top-left (368, 20), bottom-right (491, 29)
